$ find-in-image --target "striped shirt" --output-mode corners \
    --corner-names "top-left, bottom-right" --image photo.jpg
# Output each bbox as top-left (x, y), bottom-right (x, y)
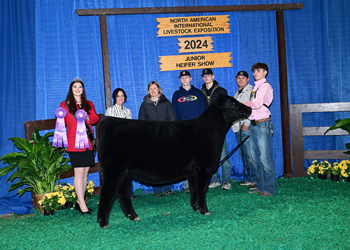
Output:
top-left (105, 104), bottom-right (132, 119)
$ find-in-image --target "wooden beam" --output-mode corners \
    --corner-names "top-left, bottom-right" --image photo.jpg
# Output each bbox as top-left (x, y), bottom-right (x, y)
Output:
top-left (76, 4), bottom-right (304, 16)
top-left (99, 15), bottom-right (112, 109)
top-left (300, 102), bottom-right (350, 113)
top-left (304, 150), bottom-right (348, 159)
top-left (303, 127), bottom-right (349, 136)
top-left (276, 10), bottom-right (292, 178)
top-left (290, 104), bottom-right (306, 177)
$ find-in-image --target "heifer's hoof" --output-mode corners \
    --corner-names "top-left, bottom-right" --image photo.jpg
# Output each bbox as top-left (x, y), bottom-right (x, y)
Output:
top-left (204, 212), bottom-right (211, 215)
top-left (99, 220), bottom-right (109, 228)
top-left (127, 214), bottom-right (140, 221)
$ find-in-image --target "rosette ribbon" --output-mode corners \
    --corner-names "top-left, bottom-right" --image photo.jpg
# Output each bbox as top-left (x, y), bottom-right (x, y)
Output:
top-left (75, 110), bottom-right (90, 149)
top-left (53, 108), bottom-right (68, 148)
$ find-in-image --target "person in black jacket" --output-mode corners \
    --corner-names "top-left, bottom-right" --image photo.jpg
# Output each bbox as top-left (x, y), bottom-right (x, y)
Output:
top-left (138, 81), bottom-right (176, 197)
top-left (200, 68), bottom-right (232, 190)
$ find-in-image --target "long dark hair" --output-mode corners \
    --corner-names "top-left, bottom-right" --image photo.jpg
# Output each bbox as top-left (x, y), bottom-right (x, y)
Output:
top-left (112, 88), bottom-right (127, 105)
top-left (65, 78), bottom-right (91, 115)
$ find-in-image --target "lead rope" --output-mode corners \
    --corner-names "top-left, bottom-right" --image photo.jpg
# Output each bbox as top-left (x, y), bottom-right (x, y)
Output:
top-left (219, 134), bottom-right (249, 167)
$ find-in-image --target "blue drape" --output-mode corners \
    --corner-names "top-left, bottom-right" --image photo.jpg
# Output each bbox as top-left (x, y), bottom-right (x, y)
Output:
top-left (1, 0), bottom-right (350, 215)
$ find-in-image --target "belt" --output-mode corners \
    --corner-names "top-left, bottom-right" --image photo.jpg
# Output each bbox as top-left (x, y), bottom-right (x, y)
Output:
top-left (250, 117), bottom-right (271, 126)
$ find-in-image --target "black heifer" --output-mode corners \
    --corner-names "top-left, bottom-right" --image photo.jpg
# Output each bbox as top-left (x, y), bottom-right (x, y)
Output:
top-left (97, 94), bottom-right (251, 228)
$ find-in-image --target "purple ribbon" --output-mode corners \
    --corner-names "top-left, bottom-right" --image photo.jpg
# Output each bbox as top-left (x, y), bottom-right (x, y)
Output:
top-left (53, 108), bottom-right (68, 148)
top-left (75, 110), bottom-right (89, 149)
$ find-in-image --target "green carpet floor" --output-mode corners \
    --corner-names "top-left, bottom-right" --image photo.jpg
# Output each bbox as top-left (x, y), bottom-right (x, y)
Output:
top-left (1, 177), bottom-right (349, 249)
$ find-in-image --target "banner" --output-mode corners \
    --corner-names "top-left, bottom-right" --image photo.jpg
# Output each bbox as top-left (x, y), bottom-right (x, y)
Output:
top-left (159, 52), bottom-right (232, 71)
top-left (177, 37), bottom-right (213, 53)
top-left (157, 15), bottom-right (230, 37)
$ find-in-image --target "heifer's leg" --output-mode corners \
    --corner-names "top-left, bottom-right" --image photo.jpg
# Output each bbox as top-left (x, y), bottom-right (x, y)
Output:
top-left (116, 177), bottom-right (140, 221)
top-left (98, 170), bottom-right (126, 228)
top-left (188, 176), bottom-right (199, 211)
top-left (195, 170), bottom-right (212, 215)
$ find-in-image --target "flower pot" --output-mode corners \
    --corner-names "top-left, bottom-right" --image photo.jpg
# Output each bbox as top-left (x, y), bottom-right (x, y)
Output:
top-left (330, 174), bottom-right (339, 182)
top-left (35, 193), bottom-right (46, 213)
top-left (62, 201), bottom-right (74, 209)
top-left (318, 174), bottom-right (327, 180)
top-left (44, 210), bottom-right (54, 216)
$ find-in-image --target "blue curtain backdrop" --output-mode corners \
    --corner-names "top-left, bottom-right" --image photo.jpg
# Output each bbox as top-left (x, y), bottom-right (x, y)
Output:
top-left (1, 0), bottom-right (349, 215)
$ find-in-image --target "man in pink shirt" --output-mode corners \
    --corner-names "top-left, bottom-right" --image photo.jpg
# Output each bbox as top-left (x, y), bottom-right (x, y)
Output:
top-left (244, 63), bottom-right (276, 196)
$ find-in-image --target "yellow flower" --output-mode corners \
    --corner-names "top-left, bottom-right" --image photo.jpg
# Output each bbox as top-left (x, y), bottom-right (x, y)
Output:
top-left (58, 196), bottom-right (66, 205)
top-left (45, 193), bottom-right (52, 199)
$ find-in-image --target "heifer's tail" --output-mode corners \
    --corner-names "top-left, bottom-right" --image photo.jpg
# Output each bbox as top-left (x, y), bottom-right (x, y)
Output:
top-left (98, 115), bottom-right (108, 186)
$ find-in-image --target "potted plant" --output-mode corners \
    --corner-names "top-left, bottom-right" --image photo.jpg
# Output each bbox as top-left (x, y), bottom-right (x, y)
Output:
top-left (38, 191), bottom-right (66, 215)
top-left (307, 160), bottom-right (331, 180)
top-left (0, 126), bottom-right (71, 209)
top-left (337, 159), bottom-right (350, 181)
top-left (329, 162), bottom-right (341, 182)
top-left (55, 183), bottom-right (76, 209)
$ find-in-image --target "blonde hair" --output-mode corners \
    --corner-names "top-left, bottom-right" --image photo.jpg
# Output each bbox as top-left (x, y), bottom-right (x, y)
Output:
top-left (147, 81), bottom-right (163, 97)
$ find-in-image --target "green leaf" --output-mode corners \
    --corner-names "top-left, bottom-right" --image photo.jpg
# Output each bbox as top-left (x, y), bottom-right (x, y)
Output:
top-left (0, 164), bottom-right (16, 177)
top-left (324, 118), bottom-right (350, 135)
top-left (8, 137), bottom-right (32, 153)
top-left (0, 152), bottom-right (25, 164)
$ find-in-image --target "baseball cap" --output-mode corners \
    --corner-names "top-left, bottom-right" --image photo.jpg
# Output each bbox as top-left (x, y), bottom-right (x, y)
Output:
top-left (201, 68), bottom-right (213, 76)
top-left (236, 71), bottom-right (249, 78)
top-left (179, 70), bottom-right (191, 78)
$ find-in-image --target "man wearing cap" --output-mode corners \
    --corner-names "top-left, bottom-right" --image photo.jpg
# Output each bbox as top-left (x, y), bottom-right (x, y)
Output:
top-left (200, 68), bottom-right (232, 190)
top-left (244, 62), bottom-right (275, 196)
top-left (231, 71), bottom-right (256, 191)
top-left (172, 70), bottom-right (205, 193)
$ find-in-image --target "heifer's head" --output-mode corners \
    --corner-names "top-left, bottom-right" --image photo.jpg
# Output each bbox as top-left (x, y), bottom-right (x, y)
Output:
top-left (215, 94), bottom-right (252, 124)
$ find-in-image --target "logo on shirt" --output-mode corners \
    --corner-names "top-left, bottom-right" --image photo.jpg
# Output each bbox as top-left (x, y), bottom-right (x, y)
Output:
top-left (178, 95), bottom-right (197, 102)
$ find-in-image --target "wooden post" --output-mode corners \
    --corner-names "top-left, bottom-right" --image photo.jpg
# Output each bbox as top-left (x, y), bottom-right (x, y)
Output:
top-left (276, 10), bottom-right (292, 178)
top-left (99, 15), bottom-right (112, 109)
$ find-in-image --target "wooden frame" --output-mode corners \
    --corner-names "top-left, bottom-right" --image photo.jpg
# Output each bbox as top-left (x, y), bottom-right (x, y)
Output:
top-left (290, 103), bottom-right (350, 177)
top-left (76, 3), bottom-right (304, 178)
top-left (24, 114), bottom-right (104, 209)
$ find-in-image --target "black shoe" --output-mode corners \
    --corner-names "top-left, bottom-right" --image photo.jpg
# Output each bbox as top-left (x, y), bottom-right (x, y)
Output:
top-left (248, 184), bottom-right (257, 190)
top-left (75, 202), bottom-right (92, 214)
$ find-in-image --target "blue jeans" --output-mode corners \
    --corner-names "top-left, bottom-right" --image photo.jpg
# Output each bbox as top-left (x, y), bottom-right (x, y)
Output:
top-left (235, 129), bottom-right (256, 184)
top-left (211, 139), bottom-right (232, 184)
top-left (153, 184), bottom-right (172, 194)
top-left (249, 120), bottom-right (276, 195)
